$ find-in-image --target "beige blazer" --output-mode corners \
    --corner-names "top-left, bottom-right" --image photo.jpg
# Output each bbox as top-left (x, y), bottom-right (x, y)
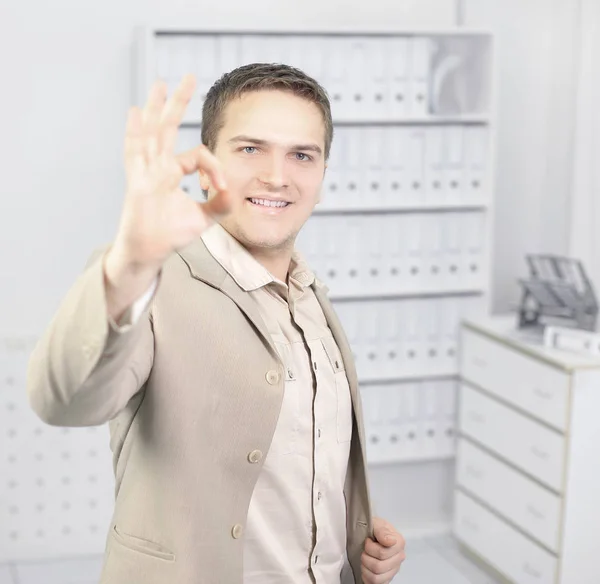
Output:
top-left (26, 237), bottom-right (374, 584)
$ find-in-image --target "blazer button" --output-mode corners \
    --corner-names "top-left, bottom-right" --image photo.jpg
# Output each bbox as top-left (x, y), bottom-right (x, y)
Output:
top-left (231, 524), bottom-right (244, 539)
top-left (266, 370), bottom-right (280, 385)
top-left (248, 450), bottom-right (263, 464)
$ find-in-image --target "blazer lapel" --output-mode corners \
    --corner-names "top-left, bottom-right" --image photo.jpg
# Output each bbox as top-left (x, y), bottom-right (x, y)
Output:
top-left (177, 239), bottom-right (280, 361)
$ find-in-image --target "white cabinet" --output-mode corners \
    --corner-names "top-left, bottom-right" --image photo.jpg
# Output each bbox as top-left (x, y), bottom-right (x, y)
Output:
top-left (455, 315), bottom-right (600, 584)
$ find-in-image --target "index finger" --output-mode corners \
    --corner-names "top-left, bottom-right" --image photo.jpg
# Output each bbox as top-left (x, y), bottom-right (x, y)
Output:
top-left (176, 146), bottom-right (227, 191)
top-left (160, 74), bottom-right (197, 156)
top-left (363, 537), bottom-right (398, 561)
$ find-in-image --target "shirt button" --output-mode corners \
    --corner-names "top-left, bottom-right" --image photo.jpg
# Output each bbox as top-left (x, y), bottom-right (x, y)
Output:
top-left (266, 370), bottom-right (280, 385)
top-left (314, 555), bottom-right (319, 564)
top-left (317, 492), bottom-right (322, 501)
top-left (317, 429), bottom-right (321, 439)
top-left (248, 450), bottom-right (263, 464)
top-left (231, 524), bottom-right (244, 539)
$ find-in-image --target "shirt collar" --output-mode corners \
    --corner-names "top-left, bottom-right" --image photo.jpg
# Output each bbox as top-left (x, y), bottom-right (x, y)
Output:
top-left (200, 223), bottom-right (315, 292)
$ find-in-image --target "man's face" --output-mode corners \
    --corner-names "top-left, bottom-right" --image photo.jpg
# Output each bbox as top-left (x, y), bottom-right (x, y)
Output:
top-left (202, 89), bottom-right (326, 253)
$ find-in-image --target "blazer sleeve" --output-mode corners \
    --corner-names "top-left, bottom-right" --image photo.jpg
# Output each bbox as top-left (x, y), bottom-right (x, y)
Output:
top-left (26, 246), bottom-right (156, 427)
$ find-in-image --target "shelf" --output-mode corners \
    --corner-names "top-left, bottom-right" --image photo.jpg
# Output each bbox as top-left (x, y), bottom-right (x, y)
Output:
top-left (313, 202), bottom-right (490, 214)
top-left (359, 373), bottom-right (459, 386)
top-left (328, 288), bottom-right (485, 302)
top-left (150, 25), bottom-right (494, 37)
top-left (180, 115), bottom-right (490, 129)
top-left (367, 452), bottom-right (456, 466)
top-left (359, 370), bottom-right (459, 385)
top-left (332, 117), bottom-right (490, 126)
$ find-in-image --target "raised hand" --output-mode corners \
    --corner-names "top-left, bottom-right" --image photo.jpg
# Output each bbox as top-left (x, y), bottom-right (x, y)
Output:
top-left (104, 75), bottom-right (230, 321)
top-left (114, 74), bottom-right (230, 269)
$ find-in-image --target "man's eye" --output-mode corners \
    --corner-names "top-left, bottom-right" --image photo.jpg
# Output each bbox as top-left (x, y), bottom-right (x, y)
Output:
top-left (243, 146), bottom-right (257, 154)
top-left (295, 152), bottom-right (312, 161)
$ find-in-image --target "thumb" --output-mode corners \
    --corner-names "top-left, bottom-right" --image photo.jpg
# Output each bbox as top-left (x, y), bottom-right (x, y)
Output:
top-left (375, 527), bottom-right (397, 547)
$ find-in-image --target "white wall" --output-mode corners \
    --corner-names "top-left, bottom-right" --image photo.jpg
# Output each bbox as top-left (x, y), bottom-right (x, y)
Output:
top-left (464, 0), bottom-right (580, 313)
top-left (568, 0), bottom-right (600, 293)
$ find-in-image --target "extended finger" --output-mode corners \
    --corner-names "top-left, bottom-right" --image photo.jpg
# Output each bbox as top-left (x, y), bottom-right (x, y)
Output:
top-left (142, 80), bottom-right (167, 161)
top-left (200, 189), bottom-right (233, 220)
top-left (160, 74), bottom-right (196, 157)
top-left (364, 537), bottom-right (398, 561)
top-left (361, 549), bottom-right (403, 577)
top-left (361, 563), bottom-right (396, 584)
top-left (123, 106), bottom-right (145, 181)
top-left (176, 146), bottom-right (227, 191)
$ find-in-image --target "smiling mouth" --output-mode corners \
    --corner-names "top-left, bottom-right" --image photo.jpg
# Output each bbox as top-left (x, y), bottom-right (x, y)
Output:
top-left (247, 197), bottom-right (291, 208)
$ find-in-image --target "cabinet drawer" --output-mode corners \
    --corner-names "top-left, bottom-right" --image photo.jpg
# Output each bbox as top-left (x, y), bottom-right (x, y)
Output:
top-left (456, 438), bottom-right (562, 552)
top-left (461, 328), bottom-right (570, 431)
top-left (454, 491), bottom-right (558, 584)
top-left (459, 384), bottom-right (566, 492)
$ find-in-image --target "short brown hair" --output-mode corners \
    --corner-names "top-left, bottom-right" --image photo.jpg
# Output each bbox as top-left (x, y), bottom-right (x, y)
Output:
top-left (201, 63), bottom-right (333, 160)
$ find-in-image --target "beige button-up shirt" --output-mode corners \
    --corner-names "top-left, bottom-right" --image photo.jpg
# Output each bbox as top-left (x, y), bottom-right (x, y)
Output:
top-left (201, 224), bottom-right (353, 584)
top-left (128, 223), bottom-right (354, 583)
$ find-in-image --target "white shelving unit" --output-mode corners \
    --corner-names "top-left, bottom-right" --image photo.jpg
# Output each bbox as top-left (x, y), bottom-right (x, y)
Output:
top-left (134, 26), bottom-right (496, 468)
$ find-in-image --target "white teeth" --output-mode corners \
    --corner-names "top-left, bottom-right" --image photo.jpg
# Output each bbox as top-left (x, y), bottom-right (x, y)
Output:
top-left (250, 198), bottom-right (289, 208)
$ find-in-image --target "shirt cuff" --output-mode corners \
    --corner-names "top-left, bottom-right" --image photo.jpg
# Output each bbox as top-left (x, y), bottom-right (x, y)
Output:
top-left (107, 276), bottom-right (159, 333)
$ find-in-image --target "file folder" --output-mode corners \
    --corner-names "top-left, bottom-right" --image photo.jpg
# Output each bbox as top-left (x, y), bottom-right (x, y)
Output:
top-left (388, 37), bottom-right (409, 120)
top-left (444, 126), bottom-right (466, 204)
top-left (424, 128), bottom-right (446, 205)
top-left (408, 37), bottom-right (431, 117)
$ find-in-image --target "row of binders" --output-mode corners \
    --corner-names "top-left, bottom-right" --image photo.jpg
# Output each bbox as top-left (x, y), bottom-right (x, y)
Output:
top-left (296, 212), bottom-right (487, 297)
top-left (335, 295), bottom-right (485, 381)
top-left (323, 125), bottom-right (489, 209)
top-left (176, 124), bottom-right (489, 209)
top-left (361, 379), bottom-right (457, 463)
top-left (154, 33), bottom-right (487, 121)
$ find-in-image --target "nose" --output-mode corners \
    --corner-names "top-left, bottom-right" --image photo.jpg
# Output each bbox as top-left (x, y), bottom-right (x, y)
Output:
top-left (257, 153), bottom-right (290, 190)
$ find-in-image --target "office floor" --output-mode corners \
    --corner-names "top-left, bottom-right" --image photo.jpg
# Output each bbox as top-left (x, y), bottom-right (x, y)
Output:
top-left (0, 534), bottom-right (500, 584)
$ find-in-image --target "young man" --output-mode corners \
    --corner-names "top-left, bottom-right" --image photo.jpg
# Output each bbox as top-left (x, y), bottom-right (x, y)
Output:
top-left (27, 64), bottom-right (406, 584)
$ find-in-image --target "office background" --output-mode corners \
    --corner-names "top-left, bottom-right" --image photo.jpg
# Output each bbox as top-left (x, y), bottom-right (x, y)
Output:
top-left (1, 0), bottom-right (600, 582)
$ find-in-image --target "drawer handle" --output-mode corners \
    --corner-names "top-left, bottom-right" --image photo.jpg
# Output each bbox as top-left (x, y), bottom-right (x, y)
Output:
top-left (530, 445), bottom-right (549, 460)
top-left (523, 562), bottom-right (542, 579)
top-left (533, 387), bottom-right (553, 400)
top-left (466, 464), bottom-right (484, 479)
top-left (471, 356), bottom-right (488, 369)
top-left (526, 504), bottom-right (546, 520)
top-left (468, 411), bottom-right (485, 424)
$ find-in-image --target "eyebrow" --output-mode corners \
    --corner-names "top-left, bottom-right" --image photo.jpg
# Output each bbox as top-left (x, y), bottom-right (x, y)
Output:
top-left (228, 135), bottom-right (323, 156)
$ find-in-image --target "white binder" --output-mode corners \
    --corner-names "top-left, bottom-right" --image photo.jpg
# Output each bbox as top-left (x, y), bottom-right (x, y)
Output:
top-left (388, 37), bottom-right (409, 120)
top-left (424, 127), bottom-right (445, 205)
top-left (367, 38), bottom-right (389, 120)
top-left (343, 127), bottom-right (364, 208)
top-left (363, 127), bottom-right (385, 207)
top-left (405, 129), bottom-right (426, 206)
top-left (408, 37), bottom-right (431, 117)
top-left (324, 37), bottom-right (349, 121)
top-left (218, 35), bottom-right (242, 74)
top-left (347, 37), bottom-right (368, 119)
top-left (321, 135), bottom-right (343, 210)
top-left (442, 213), bottom-right (463, 289)
top-left (464, 126), bottom-right (488, 202)
top-left (384, 127), bottom-right (409, 207)
top-left (444, 126), bottom-right (466, 204)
